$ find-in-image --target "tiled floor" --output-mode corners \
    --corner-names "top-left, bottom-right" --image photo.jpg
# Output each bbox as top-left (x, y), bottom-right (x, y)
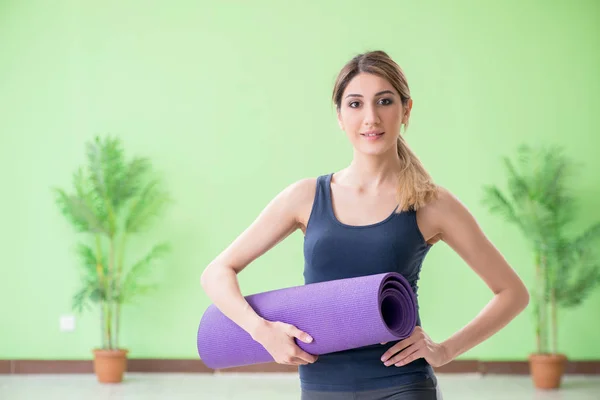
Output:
top-left (0, 373), bottom-right (598, 399)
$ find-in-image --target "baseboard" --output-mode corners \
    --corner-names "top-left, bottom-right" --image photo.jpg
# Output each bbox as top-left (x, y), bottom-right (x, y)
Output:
top-left (0, 359), bottom-right (212, 374)
top-left (1, 359), bottom-right (598, 375)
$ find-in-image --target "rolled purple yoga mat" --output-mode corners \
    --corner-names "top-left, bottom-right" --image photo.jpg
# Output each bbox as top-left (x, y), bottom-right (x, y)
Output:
top-left (197, 272), bottom-right (417, 370)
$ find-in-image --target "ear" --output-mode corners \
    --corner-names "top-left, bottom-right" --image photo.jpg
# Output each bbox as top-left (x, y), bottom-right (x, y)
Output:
top-left (402, 99), bottom-right (413, 124)
top-left (337, 109), bottom-right (344, 131)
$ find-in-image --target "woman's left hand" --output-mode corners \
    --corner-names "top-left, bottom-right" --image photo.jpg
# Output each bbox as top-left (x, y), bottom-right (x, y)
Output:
top-left (380, 326), bottom-right (451, 368)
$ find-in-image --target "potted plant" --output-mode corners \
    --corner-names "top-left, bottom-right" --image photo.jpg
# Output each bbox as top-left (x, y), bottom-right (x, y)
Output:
top-left (482, 144), bottom-right (600, 389)
top-left (53, 135), bottom-right (171, 383)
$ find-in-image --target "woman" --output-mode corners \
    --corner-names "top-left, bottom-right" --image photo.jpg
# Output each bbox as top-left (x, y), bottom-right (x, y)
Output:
top-left (201, 50), bottom-right (530, 399)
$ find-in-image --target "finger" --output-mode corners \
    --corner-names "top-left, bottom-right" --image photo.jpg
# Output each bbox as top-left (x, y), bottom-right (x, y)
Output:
top-left (380, 335), bottom-right (419, 363)
top-left (281, 356), bottom-right (307, 365)
top-left (395, 331), bottom-right (421, 350)
top-left (288, 325), bottom-right (313, 344)
top-left (286, 357), bottom-right (306, 365)
top-left (394, 347), bottom-right (425, 367)
top-left (295, 348), bottom-right (318, 364)
top-left (295, 356), bottom-right (316, 365)
top-left (384, 344), bottom-right (421, 367)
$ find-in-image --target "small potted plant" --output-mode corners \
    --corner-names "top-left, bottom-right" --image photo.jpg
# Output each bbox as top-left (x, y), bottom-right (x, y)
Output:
top-left (53, 135), bottom-right (171, 383)
top-left (482, 144), bottom-right (600, 389)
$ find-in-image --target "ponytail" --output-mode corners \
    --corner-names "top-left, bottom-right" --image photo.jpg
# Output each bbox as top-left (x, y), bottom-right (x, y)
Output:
top-left (395, 133), bottom-right (438, 212)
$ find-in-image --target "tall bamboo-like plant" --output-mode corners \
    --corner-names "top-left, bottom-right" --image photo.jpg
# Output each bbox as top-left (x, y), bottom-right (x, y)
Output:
top-left (482, 144), bottom-right (600, 355)
top-left (53, 135), bottom-right (171, 350)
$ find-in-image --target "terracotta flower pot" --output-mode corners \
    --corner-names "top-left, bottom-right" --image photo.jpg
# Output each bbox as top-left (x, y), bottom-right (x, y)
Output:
top-left (93, 349), bottom-right (128, 383)
top-left (528, 353), bottom-right (567, 389)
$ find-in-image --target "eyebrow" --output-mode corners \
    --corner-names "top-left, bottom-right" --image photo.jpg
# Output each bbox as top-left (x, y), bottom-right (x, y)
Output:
top-left (345, 90), bottom-right (395, 99)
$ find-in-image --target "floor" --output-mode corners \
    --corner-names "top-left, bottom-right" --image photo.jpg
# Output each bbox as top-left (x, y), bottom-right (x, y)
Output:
top-left (0, 373), bottom-right (598, 399)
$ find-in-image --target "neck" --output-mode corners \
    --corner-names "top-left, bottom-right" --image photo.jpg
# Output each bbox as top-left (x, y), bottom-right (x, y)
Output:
top-left (340, 147), bottom-right (402, 190)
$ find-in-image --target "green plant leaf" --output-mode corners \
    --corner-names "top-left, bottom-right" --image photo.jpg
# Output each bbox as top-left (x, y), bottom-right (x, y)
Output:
top-left (119, 242), bottom-right (171, 304)
top-left (120, 157), bottom-right (153, 202)
top-left (86, 135), bottom-right (143, 236)
top-left (87, 136), bottom-right (125, 208)
top-left (53, 188), bottom-right (106, 234)
top-left (70, 242), bottom-right (109, 311)
top-left (124, 178), bottom-right (171, 233)
top-left (503, 155), bottom-right (530, 203)
top-left (554, 222), bottom-right (600, 306)
top-left (72, 279), bottom-right (104, 313)
top-left (481, 185), bottom-right (522, 228)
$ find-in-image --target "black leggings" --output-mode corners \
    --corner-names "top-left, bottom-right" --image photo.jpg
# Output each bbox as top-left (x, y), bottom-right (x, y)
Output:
top-left (300, 376), bottom-right (442, 400)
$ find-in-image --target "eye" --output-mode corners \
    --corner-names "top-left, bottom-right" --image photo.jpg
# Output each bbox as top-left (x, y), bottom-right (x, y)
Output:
top-left (378, 98), bottom-right (393, 105)
top-left (349, 101), bottom-right (360, 108)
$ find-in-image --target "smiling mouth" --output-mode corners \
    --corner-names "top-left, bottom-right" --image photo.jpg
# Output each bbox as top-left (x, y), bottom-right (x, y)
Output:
top-left (360, 132), bottom-right (385, 137)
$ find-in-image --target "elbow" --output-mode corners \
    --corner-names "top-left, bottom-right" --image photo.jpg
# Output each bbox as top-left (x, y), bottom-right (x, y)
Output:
top-left (515, 282), bottom-right (530, 312)
top-left (200, 262), bottom-right (234, 291)
top-left (200, 264), bottom-right (214, 290)
top-left (522, 286), bottom-right (531, 308)
top-left (498, 280), bottom-right (530, 313)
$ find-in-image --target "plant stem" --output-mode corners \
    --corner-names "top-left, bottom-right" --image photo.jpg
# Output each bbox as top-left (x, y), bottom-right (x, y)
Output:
top-left (114, 306), bottom-right (120, 350)
top-left (107, 237), bottom-right (115, 349)
top-left (534, 250), bottom-right (542, 353)
top-left (103, 186), bottom-right (118, 350)
top-left (540, 251), bottom-right (548, 353)
top-left (100, 302), bottom-right (106, 349)
top-left (94, 235), bottom-right (110, 349)
top-left (114, 233), bottom-right (128, 350)
top-left (551, 286), bottom-right (557, 354)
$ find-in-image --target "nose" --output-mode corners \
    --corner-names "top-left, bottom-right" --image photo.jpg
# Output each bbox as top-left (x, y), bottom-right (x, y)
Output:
top-left (363, 104), bottom-right (380, 126)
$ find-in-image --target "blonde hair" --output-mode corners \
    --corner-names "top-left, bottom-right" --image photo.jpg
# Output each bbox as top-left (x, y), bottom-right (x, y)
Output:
top-left (332, 50), bottom-right (438, 212)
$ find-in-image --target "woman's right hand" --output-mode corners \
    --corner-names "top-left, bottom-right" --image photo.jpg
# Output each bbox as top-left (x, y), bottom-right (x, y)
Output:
top-left (251, 319), bottom-right (319, 366)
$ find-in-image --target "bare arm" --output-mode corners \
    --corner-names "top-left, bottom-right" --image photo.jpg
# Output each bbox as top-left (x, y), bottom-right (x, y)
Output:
top-left (382, 187), bottom-right (531, 368)
top-left (200, 178), bottom-right (315, 339)
top-left (432, 187), bottom-right (530, 361)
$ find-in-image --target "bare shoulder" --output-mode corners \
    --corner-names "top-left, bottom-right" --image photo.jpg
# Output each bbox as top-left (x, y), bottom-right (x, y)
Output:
top-left (418, 184), bottom-right (496, 258)
top-left (421, 185), bottom-right (467, 217)
top-left (285, 177), bottom-right (317, 204)
top-left (256, 176), bottom-right (317, 231)
top-left (416, 185), bottom-right (475, 244)
top-left (284, 177), bottom-right (318, 234)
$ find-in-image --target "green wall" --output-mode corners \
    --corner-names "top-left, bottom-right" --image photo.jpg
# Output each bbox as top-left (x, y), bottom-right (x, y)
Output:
top-left (1, 0), bottom-right (599, 361)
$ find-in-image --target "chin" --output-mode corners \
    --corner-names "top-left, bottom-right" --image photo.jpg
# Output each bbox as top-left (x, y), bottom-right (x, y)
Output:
top-left (355, 142), bottom-right (396, 156)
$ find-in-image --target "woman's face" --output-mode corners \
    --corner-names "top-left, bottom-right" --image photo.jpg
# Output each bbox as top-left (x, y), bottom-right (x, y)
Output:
top-left (337, 73), bottom-right (411, 156)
